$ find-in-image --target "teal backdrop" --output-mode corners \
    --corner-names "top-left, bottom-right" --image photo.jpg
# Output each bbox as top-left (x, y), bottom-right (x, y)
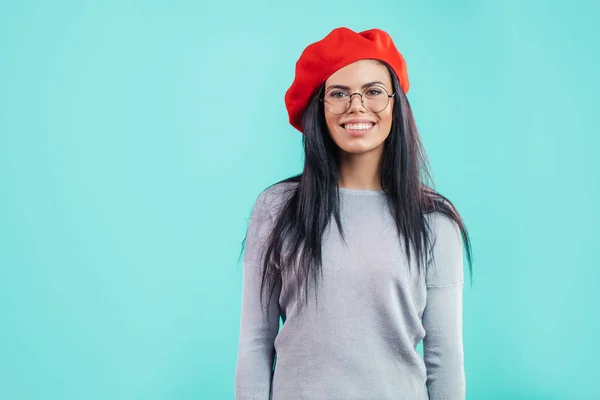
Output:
top-left (1, 1), bottom-right (598, 399)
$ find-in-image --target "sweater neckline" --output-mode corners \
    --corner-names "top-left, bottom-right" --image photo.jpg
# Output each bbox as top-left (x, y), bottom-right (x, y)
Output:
top-left (338, 187), bottom-right (386, 195)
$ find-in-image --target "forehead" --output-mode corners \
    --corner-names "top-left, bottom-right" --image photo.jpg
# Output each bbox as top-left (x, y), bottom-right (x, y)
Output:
top-left (325, 59), bottom-right (392, 89)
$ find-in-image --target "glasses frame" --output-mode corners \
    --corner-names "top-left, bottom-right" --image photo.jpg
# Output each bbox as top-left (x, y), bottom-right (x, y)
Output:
top-left (319, 85), bottom-right (396, 114)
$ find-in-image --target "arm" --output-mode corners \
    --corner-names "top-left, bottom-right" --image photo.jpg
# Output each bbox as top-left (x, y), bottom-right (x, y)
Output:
top-left (235, 191), bottom-right (282, 400)
top-left (422, 214), bottom-right (466, 399)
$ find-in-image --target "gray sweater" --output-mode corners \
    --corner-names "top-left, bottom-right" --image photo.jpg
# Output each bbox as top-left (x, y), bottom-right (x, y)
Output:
top-left (235, 182), bottom-right (465, 400)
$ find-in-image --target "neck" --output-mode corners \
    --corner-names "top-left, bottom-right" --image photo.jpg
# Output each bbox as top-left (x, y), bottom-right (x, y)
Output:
top-left (336, 147), bottom-right (383, 190)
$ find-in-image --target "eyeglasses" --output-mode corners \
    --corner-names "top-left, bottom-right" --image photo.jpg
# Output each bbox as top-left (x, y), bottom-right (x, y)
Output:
top-left (320, 85), bottom-right (395, 114)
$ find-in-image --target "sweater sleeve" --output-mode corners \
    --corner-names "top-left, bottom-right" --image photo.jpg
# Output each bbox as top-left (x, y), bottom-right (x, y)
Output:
top-left (422, 213), bottom-right (466, 400)
top-left (235, 190), bottom-right (282, 400)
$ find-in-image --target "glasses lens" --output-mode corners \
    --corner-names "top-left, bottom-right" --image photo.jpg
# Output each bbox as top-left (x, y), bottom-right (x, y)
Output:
top-left (363, 86), bottom-right (390, 113)
top-left (323, 89), bottom-right (351, 114)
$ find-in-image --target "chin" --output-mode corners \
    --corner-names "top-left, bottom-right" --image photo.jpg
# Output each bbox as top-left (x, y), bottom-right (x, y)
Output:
top-left (336, 139), bottom-right (385, 155)
top-left (341, 146), bottom-right (380, 155)
top-left (332, 133), bottom-right (387, 154)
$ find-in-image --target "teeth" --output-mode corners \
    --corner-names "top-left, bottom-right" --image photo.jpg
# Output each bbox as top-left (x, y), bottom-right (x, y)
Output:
top-left (345, 123), bottom-right (373, 130)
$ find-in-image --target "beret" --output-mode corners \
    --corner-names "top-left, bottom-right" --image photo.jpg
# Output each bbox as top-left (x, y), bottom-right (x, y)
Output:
top-left (284, 27), bottom-right (410, 133)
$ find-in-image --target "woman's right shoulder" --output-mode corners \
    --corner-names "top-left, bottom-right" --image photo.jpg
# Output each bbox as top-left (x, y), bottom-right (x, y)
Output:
top-left (254, 180), bottom-right (299, 217)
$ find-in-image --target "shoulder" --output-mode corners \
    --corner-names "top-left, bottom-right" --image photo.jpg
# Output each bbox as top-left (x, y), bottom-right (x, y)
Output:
top-left (256, 180), bottom-right (299, 215)
top-left (425, 211), bottom-right (461, 245)
top-left (422, 194), bottom-right (461, 243)
top-left (261, 180), bottom-right (299, 199)
top-left (246, 181), bottom-right (298, 246)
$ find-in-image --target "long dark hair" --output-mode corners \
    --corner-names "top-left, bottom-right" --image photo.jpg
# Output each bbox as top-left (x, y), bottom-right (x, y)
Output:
top-left (243, 61), bottom-right (473, 321)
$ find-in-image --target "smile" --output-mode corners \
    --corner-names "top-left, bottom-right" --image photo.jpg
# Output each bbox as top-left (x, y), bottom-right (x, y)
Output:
top-left (342, 122), bottom-right (376, 136)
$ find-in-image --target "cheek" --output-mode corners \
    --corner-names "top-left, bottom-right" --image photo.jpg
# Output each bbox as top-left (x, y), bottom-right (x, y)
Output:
top-left (379, 108), bottom-right (394, 130)
top-left (379, 113), bottom-right (392, 132)
top-left (324, 113), bottom-right (337, 130)
top-left (325, 114), bottom-right (342, 137)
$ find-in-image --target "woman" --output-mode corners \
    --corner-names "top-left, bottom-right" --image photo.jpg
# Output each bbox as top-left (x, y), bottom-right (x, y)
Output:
top-left (235, 27), bottom-right (473, 400)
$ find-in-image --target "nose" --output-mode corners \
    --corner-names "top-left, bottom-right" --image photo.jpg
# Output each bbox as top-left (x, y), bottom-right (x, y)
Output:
top-left (348, 93), bottom-right (365, 112)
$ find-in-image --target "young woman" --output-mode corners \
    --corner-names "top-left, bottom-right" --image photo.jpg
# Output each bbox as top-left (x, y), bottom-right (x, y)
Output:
top-left (235, 27), bottom-right (473, 400)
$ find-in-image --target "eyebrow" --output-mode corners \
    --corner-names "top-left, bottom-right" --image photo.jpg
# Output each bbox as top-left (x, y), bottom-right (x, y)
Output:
top-left (325, 81), bottom-right (388, 91)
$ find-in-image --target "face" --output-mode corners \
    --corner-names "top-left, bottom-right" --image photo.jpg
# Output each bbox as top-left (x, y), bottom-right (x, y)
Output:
top-left (323, 59), bottom-right (395, 156)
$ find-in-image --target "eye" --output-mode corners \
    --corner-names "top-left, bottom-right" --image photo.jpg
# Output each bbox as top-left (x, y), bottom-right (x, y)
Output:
top-left (327, 90), bottom-right (348, 99)
top-left (366, 88), bottom-right (383, 96)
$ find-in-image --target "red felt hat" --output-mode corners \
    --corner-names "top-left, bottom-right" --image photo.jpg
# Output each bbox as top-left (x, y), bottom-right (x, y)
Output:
top-left (284, 27), bottom-right (410, 133)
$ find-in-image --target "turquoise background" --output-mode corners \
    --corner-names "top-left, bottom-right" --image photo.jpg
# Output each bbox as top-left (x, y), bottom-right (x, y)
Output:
top-left (1, 0), bottom-right (598, 399)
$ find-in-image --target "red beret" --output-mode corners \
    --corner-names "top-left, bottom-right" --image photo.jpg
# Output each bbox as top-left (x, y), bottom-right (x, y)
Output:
top-left (284, 27), bottom-right (410, 133)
